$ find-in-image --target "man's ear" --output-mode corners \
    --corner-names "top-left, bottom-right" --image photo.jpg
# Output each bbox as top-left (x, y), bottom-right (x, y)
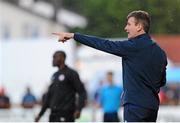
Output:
top-left (137, 23), bottom-right (143, 32)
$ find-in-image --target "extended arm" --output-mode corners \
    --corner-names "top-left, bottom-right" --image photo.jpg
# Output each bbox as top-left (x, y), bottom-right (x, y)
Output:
top-left (52, 32), bottom-right (134, 57)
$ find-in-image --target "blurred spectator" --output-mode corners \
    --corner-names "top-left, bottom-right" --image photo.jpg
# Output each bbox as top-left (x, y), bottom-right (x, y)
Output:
top-left (35, 51), bottom-right (87, 122)
top-left (99, 71), bottom-right (122, 122)
top-left (159, 89), bottom-right (167, 105)
top-left (91, 80), bottom-right (104, 122)
top-left (21, 87), bottom-right (37, 108)
top-left (159, 83), bottom-right (180, 105)
top-left (94, 80), bottom-right (104, 105)
top-left (166, 84), bottom-right (179, 105)
top-left (0, 87), bottom-right (11, 109)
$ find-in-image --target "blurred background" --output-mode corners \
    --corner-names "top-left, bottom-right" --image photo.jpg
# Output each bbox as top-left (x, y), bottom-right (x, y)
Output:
top-left (0, 0), bottom-right (180, 122)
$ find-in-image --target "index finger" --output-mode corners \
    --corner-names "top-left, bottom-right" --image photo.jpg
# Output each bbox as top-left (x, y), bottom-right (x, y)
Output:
top-left (52, 32), bottom-right (60, 36)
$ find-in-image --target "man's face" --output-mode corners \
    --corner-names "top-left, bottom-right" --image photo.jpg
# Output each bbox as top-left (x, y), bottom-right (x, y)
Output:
top-left (124, 17), bottom-right (142, 39)
top-left (52, 53), bottom-right (64, 67)
top-left (107, 74), bottom-right (113, 84)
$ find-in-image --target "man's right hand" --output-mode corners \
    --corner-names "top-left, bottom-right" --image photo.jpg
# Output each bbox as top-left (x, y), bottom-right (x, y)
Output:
top-left (52, 32), bottom-right (74, 43)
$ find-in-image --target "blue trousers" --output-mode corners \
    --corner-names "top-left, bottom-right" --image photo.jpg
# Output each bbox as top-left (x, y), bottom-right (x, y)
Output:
top-left (124, 103), bottom-right (158, 122)
top-left (104, 112), bottom-right (120, 122)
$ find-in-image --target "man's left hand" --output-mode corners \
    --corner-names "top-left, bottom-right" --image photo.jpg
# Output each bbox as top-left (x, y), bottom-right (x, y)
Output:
top-left (74, 110), bottom-right (80, 119)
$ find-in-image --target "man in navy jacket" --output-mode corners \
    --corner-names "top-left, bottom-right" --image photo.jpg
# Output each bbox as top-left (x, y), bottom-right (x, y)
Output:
top-left (52, 10), bottom-right (167, 122)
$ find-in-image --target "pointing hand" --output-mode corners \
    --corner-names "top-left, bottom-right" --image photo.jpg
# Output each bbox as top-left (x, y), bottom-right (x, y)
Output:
top-left (52, 32), bottom-right (74, 43)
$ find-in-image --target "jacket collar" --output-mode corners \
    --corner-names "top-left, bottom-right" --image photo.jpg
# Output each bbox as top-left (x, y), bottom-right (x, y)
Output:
top-left (131, 33), bottom-right (151, 41)
top-left (130, 33), bottom-right (155, 48)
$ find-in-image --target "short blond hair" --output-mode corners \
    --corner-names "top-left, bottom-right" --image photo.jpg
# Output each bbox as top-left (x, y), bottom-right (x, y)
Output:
top-left (127, 10), bottom-right (150, 33)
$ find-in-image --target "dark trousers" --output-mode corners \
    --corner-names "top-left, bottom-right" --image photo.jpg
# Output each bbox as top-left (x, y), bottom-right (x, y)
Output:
top-left (124, 103), bottom-right (158, 122)
top-left (49, 110), bottom-right (75, 122)
top-left (104, 112), bottom-right (120, 122)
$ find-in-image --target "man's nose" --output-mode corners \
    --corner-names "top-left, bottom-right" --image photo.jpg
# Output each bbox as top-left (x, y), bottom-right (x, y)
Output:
top-left (124, 27), bottom-right (127, 31)
top-left (124, 25), bottom-right (128, 31)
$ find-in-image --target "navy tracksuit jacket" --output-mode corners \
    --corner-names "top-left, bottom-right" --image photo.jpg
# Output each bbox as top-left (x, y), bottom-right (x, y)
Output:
top-left (74, 33), bottom-right (167, 110)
